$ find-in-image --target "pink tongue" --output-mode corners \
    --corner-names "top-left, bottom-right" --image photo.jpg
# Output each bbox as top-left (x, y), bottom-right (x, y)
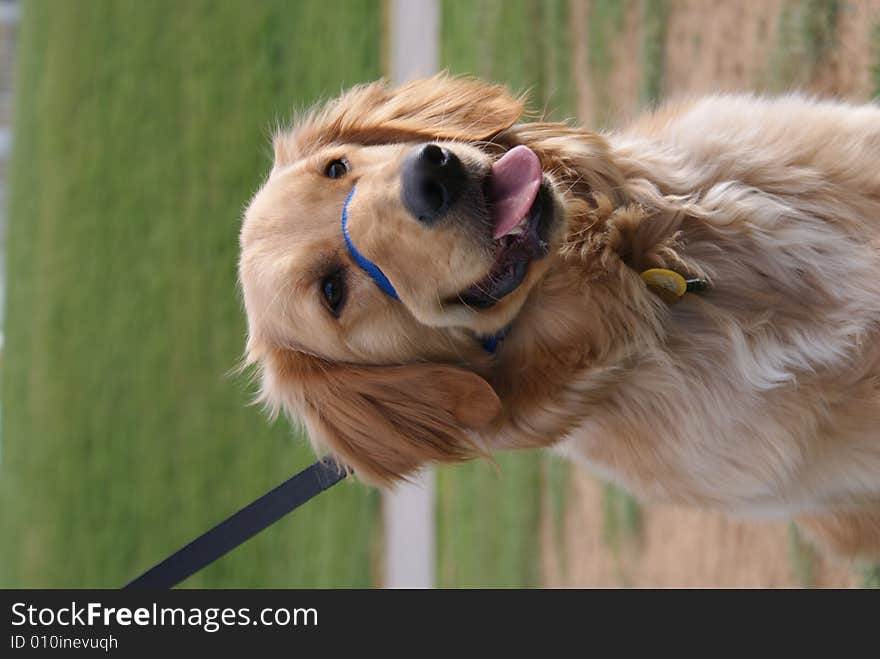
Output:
top-left (489, 145), bottom-right (543, 239)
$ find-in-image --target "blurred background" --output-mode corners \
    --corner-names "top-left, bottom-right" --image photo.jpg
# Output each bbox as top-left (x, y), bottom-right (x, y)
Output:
top-left (1, 0), bottom-right (879, 588)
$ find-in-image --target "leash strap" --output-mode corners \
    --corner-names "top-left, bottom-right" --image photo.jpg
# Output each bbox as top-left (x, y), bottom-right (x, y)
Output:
top-left (123, 457), bottom-right (347, 589)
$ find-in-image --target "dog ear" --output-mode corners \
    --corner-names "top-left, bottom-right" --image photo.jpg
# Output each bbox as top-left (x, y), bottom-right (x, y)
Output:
top-left (256, 346), bottom-right (501, 486)
top-left (275, 74), bottom-right (525, 165)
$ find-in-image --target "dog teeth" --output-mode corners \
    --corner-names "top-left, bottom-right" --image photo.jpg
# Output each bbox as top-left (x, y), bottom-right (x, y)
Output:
top-left (506, 216), bottom-right (529, 236)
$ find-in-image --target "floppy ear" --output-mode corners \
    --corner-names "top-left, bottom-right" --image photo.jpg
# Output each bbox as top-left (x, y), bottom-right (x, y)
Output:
top-left (275, 74), bottom-right (525, 165)
top-left (257, 346), bottom-right (501, 486)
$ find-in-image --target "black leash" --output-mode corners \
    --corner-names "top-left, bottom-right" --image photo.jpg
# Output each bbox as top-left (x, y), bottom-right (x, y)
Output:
top-left (124, 457), bottom-right (347, 589)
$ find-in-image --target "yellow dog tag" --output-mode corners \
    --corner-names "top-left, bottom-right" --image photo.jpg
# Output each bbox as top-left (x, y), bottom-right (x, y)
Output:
top-left (641, 268), bottom-right (688, 302)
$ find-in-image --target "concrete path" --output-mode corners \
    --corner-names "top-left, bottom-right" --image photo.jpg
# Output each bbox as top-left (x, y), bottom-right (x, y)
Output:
top-left (383, 0), bottom-right (439, 589)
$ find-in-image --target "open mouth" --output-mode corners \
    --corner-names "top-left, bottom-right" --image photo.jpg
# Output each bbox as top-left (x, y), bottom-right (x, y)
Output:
top-left (454, 146), bottom-right (553, 309)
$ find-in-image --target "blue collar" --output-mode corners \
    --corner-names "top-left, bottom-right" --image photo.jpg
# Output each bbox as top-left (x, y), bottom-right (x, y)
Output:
top-left (341, 186), bottom-right (400, 300)
top-left (479, 326), bottom-right (509, 354)
top-left (341, 185), bottom-right (506, 355)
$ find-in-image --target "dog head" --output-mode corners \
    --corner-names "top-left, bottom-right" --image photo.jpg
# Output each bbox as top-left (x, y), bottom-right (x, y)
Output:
top-left (239, 75), bottom-right (623, 484)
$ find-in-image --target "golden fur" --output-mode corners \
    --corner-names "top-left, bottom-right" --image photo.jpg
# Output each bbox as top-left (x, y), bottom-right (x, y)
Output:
top-left (239, 75), bottom-right (880, 559)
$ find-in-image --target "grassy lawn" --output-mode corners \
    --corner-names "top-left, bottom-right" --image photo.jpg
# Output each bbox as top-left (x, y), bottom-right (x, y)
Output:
top-left (874, 21), bottom-right (880, 95)
top-left (1, 0), bottom-right (382, 588)
top-left (766, 0), bottom-right (841, 90)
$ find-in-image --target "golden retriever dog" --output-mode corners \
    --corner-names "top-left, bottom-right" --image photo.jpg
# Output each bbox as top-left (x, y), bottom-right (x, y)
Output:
top-left (239, 75), bottom-right (880, 559)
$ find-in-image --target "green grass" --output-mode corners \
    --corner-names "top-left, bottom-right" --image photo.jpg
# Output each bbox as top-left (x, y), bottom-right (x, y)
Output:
top-left (583, 0), bottom-right (628, 126)
top-left (639, 0), bottom-right (668, 107)
top-left (872, 22), bottom-right (880, 97)
top-left (601, 483), bottom-right (643, 580)
top-left (799, 0), bottom-right (841, 67)
top-left (441, 0), bottom-right (576, 115)
top-left (543, 453), bottom-right (571, 572)
top-left (787, 524), bottom-right (818, 587)
top-left (436, 456), bottom-right (542, 587)
top-left (765, 0), bottom-right (841, 91)
top-left (860, 563), bottom-right (880, 589)
top-left (1, 0), bottom-right (382, 588)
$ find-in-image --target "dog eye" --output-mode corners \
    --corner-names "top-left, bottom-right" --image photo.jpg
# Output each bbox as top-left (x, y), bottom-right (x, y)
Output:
top-left (321, 270), bottom-right (346, 316)
top-left (324, 158), bottom-right (349, 179)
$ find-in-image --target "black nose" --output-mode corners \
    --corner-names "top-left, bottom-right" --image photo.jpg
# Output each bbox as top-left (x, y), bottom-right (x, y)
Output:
top-left (401, 144), bottom-right (466, 223)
